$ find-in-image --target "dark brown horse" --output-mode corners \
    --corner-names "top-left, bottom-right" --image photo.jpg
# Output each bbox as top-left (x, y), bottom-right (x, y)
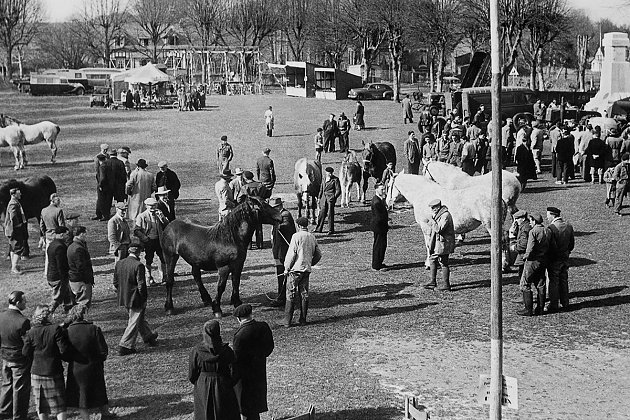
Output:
top-left (362, 141), bottom-right (396, 198)
top-left (160, 197), bottom-right (282, 316)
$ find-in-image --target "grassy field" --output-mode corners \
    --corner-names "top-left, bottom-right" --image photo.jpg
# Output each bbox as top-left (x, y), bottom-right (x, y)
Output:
top-left (0, 90), bottom-right (629, 420)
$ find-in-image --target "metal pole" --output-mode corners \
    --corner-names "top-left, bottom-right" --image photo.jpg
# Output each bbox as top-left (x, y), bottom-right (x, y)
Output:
top-left (489, 0), bottom-right (503, 418)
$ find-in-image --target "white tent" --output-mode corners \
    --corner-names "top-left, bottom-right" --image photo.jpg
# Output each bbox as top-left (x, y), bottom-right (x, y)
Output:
top-left (111, 63), bottom-right (172, 84)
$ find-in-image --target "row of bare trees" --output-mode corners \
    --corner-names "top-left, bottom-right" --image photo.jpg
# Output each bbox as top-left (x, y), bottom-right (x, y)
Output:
top-left (1, 0), bottom-right (629, 95)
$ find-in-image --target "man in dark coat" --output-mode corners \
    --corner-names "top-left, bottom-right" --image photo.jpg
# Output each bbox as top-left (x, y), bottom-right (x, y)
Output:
top-left (514, 140), bottom-right (537, 191)
top-left (509, 210), bottom-right (531, 278)
top-left (67, 226), bottom-right (95, 307)
top-left (268, 197), bottom-right (296, 307)
top-left (47, 226), bottom-right (74, 314)
top-left (155, 161), bottom-right (181, 217)
top-left (546, 206), bottom-right (575, 313)
top-left (113, 239), bottom-right (158, 356)
top-left (233, 304), bottom-right (274, 420)
top-left (125, 90), bottom-right (134, 109)
top-left (256, 148), bottom-right (276, 197)
top-left (0, 291), bottom-right (31, 420)
top-left (555, 126), bottom-right (575, 185)
top-left (133, 89), bottom-right (141, 110)
top-left (404, 131), bottom-right (421, 175)
top-left (371, 183), bottom-right (389, 270)
top-left (322, 114), bottom-right (338, 153)
top-left (105, 150), bottom-right (127, 203)
top-left (95, 154), bottom-right (113, 221)
top-left (241, 171), bottom-right (268, 249)
top-left (315, 167), bottom-right (342, 235)
top-left (3, 188), bottom-right (27, 275)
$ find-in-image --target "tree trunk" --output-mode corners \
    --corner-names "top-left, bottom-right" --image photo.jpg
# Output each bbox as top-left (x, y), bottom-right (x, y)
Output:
top-left (389, 37), bottom-right (402, 102)
top-left (436, 50), bottom-right (445, 93)
top-left (537, 56), bottom-right (545, 91)
top-left (4, 46), bottom-right (14, 80)
top-left (429, 56), bottom-right (435, 92)
top-left (360, 40), bottom-right (373, 85)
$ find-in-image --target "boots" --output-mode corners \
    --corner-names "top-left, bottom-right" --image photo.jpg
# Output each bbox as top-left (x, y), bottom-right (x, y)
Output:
top-left (283, 298), bottom-right (295, 327)
top-left (423, 263), bottom-right (438, 289)
top-left (517, 291), bottom-right (533, 316)
top-left (298, 297), bottom-right (309, 325)
top-left (535, 287), bottom-right (546, 315)
top-left (438, 266), bottom-right (451, 291)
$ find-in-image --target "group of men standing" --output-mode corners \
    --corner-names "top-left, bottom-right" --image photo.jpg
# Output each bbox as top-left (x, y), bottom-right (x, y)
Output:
top-left (322, 113), bottom-right (351, 153)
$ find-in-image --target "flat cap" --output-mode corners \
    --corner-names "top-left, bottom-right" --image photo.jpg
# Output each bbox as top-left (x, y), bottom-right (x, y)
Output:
top-left (269, 197), bottom-right (283, 207)
top-left (529, 212), bottom-right (543, 223)
top-left (233, 303), bottom-right (252, 318)
top-left (428, 198), bottom-right (441, 207)
top-left (546, 206), bottom-right (561, 215)
top-left (128, 237), bottom-right (144, 251)
top-left (263, 147), bottom-right (271, 153)
top-left (325, 167), bottom-right (334, 173)
top-left (65, 212), bottom-right (80, 220)
top-left (144, 197), bottom-right (158, 206)
top-left (296, 217), bottom-right (309, 227)
top-left (115, 202), bottom-right (128, 210)
top-left (221, 135), bottom-right (228, 141)
top-left (513, 210), bottom-right (527, 219)
top-left (157, 161), bottom-right (168, 168)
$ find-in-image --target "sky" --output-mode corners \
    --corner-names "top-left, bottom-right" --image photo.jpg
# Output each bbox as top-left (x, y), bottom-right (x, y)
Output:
top-left (44, 0), bottom-right (629, 24)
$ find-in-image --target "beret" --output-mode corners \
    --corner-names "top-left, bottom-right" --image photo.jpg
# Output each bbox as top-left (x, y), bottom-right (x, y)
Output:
top-left (233, 303), bottom-right (252, 318)
top-left (546, 206), bottom-right (561, 215)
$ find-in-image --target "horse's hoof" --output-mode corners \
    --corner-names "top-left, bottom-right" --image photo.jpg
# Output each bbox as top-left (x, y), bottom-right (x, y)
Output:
top-left (214, 312), bottom-right (223, 318)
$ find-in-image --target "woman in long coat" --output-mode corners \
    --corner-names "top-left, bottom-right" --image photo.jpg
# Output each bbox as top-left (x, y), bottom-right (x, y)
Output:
top-left (65, 304), bottom-right (114, 420)
top-left (189, 321), bottom-right (240, 420)
top-left (126, 159), bottom-right (154, 220)
top-left (354, 100), bottom-right (365, 130)
top-left (515, 141), bottom-right (537, 190)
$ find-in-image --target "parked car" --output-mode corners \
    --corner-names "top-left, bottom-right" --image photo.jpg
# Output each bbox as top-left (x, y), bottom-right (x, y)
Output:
top-left (348, 83), bottom-right (394, 100)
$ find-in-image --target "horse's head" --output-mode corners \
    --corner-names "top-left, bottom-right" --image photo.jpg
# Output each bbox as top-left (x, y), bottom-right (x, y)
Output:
top-left (385, 170), bottom-right (404, 208)
top-left (294, 158), bottom-right (321, 196)
top-left (249, 196), bottom-right (282, 225)
top-left (0, 114), bottom-right (19, 127)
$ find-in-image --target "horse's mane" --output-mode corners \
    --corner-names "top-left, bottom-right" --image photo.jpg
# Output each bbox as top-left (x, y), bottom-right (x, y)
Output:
top-left (0, 114), bottom-right (21, 127)
top-left (206, 199), bottom-right (258, 244)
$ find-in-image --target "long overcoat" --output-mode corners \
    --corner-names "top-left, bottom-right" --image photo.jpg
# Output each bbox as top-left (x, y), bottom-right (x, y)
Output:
top-left (127, 167), bottom-right (154, 220)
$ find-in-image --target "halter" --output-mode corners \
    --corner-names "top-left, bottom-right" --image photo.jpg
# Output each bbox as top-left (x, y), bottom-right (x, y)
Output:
top-left (423, 161), bottom-right (436, 181)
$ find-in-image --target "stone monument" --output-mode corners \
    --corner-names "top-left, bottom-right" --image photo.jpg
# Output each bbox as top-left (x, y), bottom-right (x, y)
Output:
top-left (585, 32), bottom-right (630, 114)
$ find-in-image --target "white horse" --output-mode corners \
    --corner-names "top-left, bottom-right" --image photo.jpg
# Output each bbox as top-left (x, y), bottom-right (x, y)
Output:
top-left (339, 151), bottom-right (363, 207)
top-left (386, 172), bottom-right (509, 268)
top-left (423, 160), bottom-right (521, 213)
top-left (0, 115), bottom-right (60, 163)
top-left (0, 126), bottom-right (26, 170)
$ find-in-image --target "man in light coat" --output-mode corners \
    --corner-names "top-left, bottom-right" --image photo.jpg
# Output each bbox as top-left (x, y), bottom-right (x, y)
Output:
top-left (215, 169), bottom-right (236, 221)
top-left (108, 202), bottom-right (131, 262)
top-left (40, 193), bottom-right (66, 276)
top-left (264, 106), bottom-right (274, 137)
top-left (4, 188), bottom-right (27, 275)
top-left (126, 159), bottom-right (154, 221)
top-left (134, 198), bottom-right (169, 285)
top-left (424, 199), bottom-right (455, 291)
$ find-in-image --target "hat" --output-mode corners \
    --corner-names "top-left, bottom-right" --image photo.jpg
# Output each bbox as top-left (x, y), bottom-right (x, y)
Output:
top-left (263, 147), bottom-right (271, 154)
top-left (269, 197), bottom-right (283, 207)
top-left (100, 143), bottom-right (109, 151)
top-left (118, 148), bottom-right (128, 155)
top-left (220, 169), bottom-right (233, 179)
top-left (428, 199), bottom-right (441, 208)
top-left (108, 149), bottom-right (117, 156)
top-left (513, 210), bottom-right (527, 219)
top-left (65, 212), bottom-right (80, 220)
top-left (233, 304), bottom-right (252, 318)
top-left (9, 188), bottom-right (19, 195)
top-left (54, 226), bottom-right (69, 234)
top-left (128, 238), bottom-right (144, 251)
top-left (546, 206), bottom-right (561, 216)
top-left (144, 197), bottom-right (158, 206)
top-left (136, 159), bottom-right (148, 169)
top-left (325, 167), bottom-right (334, 173)
top-left (296, 217), bottom-right (309, 227)
top-left (243, 170), bottom-right (254, 180)
top-left (115, 202), bottom-right (128, 210)
top-left (121, 146), bottom-right (131, 154)
top-left (155, 186), bottom-right (170, 195)
top-left (234, 167), bottom-right (244, 175)
top-left (340, 112), bottom-right (346, 117)
top-left (529, 212), bottom-right (543, 223)
top-left (220, 135), bottom-right (228, 141)
top-left (157, 161), bottom-right (168, 168)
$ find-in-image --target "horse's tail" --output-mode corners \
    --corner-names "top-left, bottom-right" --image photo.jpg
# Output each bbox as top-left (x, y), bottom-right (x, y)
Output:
top-left (54, 125), bottom-right (60, 135)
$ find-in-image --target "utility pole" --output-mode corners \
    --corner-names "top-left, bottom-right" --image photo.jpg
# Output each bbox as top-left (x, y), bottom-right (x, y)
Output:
top-left (489, 0), bottom-right (503, 418)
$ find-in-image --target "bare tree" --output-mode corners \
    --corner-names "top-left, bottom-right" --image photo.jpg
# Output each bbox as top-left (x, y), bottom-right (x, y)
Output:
top-left (339, 0), bottom-right (386, 84)
top-left (181, 0), bottom-right (224, 48)
top-left (0, 0), bottom-right (42, 80)
top-left (418, 0), bottom-right (463, 92)
top-left (371, 0), bottom-right (410, 101)
top-left (130, 0), bottom-right (177, 63)
top-left (78, 0), bottom-right (126, 68)
top-left (312, 0), bottom-right (352, 68)
top-left (522, 0), bottom-right (570, 90)
top-left (36, 21), bottom-right (91, 69)
top-left (279, 0), bottom-right (316, 61)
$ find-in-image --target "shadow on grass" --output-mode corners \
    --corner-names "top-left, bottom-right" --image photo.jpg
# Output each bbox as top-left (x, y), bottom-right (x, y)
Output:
top-left (307, 301), bottom-right (438, 326)
top-left (567, 294), bottom-right (630, 311)
top-left (273, 133), bottom-right (310, 137)
top-left (110, 392), bottom-right (193, 419)
top-left (569, 285), bottom-right (628, 299)
top-left (569, 256), bottom-right (597, 267)
top-left (288, 406), bottom-right (401, 420)
top-left (574, 231), bottom-right (596, 237)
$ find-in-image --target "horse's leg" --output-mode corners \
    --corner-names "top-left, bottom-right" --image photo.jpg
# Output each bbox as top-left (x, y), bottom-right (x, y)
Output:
top-left (212, 266), bottom-right (231, 317)
top-left (48, 139), bottom-right (57, 163)
top-left (19, 147), bottom-right (26, 168)
top-left (192, 264), bottom-right (212, 306)
top-left (362, 172), bottom-right (370, 202)
top-left (164, 253), bottom-right (179, 314)
top-left (420, 221), bottom-right (432, 269)
top-left (310, 195), bottom-right (318, 224)
top-left (296, 193), bottom-right (303, 218)
top-left (355, 181), bottom-right (362, 203)
top-left (230, 264), bottom-right (244, 308)
top-left (10, 146), bottom-right (20, 170)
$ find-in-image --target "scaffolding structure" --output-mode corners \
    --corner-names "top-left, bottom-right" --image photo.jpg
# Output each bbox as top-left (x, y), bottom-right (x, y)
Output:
top-left (163, 45), bottom-right (263, 93)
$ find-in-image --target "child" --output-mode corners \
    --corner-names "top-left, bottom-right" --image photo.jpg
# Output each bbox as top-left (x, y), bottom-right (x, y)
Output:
top-left (315, 128), bottom-right (324, 162)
